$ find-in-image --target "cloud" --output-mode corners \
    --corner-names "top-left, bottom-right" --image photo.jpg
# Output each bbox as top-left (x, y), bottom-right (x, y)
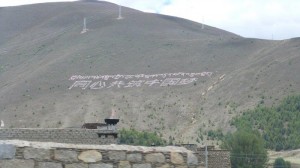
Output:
top-left (106, 0), bottom-right (300, 39)
top-left (157, 0), bottom-right (300, 39)
top-left (163, 0), bottom-right (172, 6)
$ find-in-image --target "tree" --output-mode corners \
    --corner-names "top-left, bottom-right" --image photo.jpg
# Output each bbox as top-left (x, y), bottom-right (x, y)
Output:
top-left (119, 128), bottom-right (166, 146)
top-left (273, 158), bottom-right (291, 168)
top-left (222, 129), bottom-right (268, 168)
top-left (232, 95), bottom-right (300, 150)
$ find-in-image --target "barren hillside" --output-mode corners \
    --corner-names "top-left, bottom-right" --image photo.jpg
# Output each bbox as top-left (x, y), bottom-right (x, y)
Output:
top-left (0, 1), bottom-right (300, 145)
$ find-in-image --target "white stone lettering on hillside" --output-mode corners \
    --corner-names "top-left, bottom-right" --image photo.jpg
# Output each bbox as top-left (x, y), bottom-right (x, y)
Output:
top-left (69, 81), bottom-right (92, 90)
top-left (177, 78), bottom-right (198, 85)
top-left (69, 72), bottom-right (212, 81)
top-left (144, 79), bottom-right (161, 86)
top-left (124, 80), bottom-right (145, 88)
top-left (107, 81), bottom-right (125, 88)
top-left (160, 78), bottom-right (181, 86)
top-left (90, 81), bottom-right (106, 89)
top-left (68, 72), bottom-right (213, 90)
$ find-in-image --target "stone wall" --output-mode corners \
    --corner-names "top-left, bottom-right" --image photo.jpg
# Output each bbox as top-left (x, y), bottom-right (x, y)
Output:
top-left (179, 145), bottom-right (231, 168)
top-left (0, 129), bottom-right (231, 168)
top-left (0, 140), bottom-right (199, 168)
top-left (196, 149), bottom-right (231, 168)
top-left (0, 128), bottom-right (117, 145)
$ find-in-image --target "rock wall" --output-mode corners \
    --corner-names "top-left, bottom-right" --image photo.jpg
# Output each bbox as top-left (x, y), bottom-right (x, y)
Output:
top-left (0, 128), bottom-right (117, 145)
top-left (0, 140), bottom-right (199, 168)
top-left (0, 129), bottom-right (231, 168)
top-left (196, 149), bottom-right (231, 168)
top-left (180, 144), bottom-right (231, 168)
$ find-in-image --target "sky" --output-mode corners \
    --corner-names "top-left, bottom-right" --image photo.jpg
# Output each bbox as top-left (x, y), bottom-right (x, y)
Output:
top-left (1, 0), bottom-right (300, 40)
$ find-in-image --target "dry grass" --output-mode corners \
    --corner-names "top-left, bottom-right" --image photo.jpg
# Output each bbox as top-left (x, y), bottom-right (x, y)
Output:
top-left (0, 1), bottom-right (300, 146)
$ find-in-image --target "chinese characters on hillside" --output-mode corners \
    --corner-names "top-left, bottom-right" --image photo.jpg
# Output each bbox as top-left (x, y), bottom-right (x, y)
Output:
top-left (69, 72), bottom-right (213, 90)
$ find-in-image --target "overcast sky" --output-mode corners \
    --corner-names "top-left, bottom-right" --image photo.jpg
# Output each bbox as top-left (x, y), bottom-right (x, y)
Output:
top-left (1, 0), bottom-right (300, 40)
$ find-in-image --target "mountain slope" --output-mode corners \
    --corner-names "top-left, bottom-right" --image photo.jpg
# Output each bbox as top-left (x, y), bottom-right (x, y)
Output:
top-left (0, 1), bottom-right (299, 144)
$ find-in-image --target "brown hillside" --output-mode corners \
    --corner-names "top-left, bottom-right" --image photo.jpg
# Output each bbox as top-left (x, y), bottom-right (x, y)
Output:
top-left (0, 1), bottom-right (300, 145)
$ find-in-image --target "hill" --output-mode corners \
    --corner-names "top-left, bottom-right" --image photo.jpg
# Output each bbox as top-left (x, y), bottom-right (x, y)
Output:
top-left (0, 1), bottom-right (300, 145)
top-left (233, 95), bottom-right (300, 150)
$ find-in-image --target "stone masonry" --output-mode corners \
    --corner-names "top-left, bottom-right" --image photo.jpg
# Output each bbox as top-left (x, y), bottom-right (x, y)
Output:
top-left (196, 149), bottom-right (231, 168)
top-left (179, 145), bottom-right (231, 168)
top-left (0, 128), bottom-right (117, 145)
top-left (0, 140), bottom-right (199, 168)
top-left (0, 129), bottom-right (231, 168)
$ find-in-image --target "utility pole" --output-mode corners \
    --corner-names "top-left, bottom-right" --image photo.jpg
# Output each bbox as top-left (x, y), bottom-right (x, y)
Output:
top-left (219, 33), bottom-right (223, 40)
top-left (117, 5), bottom-right (123, 19)
top-left (0, 120), bottom-right (4, 127)
top-left (84, 17), bottom-right (86, 31)
top-left (81, 17), bottom-right (88, 34)
top-left (205, 145), bottom-right (208, 168)
top-left (202, 16), bottom-right (205, 29)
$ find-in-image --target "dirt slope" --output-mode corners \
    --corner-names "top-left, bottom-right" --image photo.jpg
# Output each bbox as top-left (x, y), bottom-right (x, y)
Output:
top-left (0, 1), bottom-right (300, 145)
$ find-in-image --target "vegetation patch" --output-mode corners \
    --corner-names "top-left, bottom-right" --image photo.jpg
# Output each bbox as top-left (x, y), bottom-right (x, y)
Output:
top-left (232, 95), bottom-right (300, 150)
top-left (222, 129), bottom-right (268, 168)
top-left (119, 128), bottom-right (166, 146)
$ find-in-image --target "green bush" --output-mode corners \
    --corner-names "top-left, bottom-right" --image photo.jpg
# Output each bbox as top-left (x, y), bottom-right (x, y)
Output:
top-left (119, 128), bottom-right (166, 146)
top-left (207, 129), bottom-right (224, 140)
top-left (222, 129), bottom-right (268, 168)
top-left (232, 95), bottom-right (300, 150)
top-left (273, 157), bottom-right (291, 168)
